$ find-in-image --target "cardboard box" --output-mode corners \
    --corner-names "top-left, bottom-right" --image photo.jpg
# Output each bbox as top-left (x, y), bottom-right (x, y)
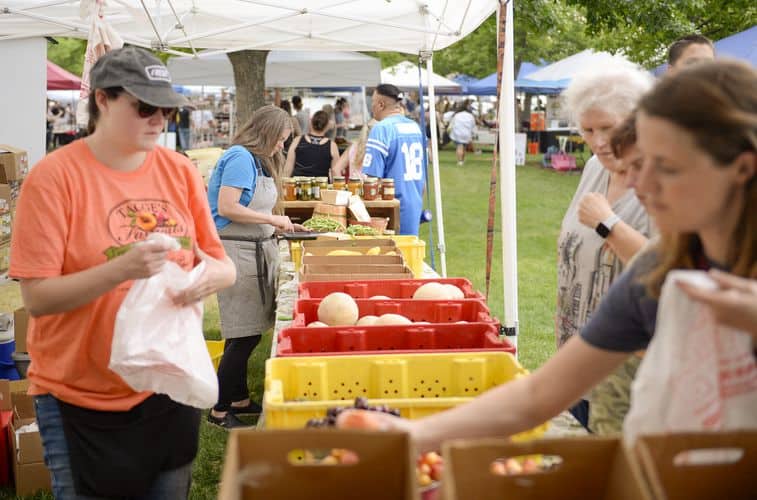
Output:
top-left (0, 146), bottom-right (29, 183)
top-left (441, 436), bottom-right (652, 500)
top-left (312, 202), bottom-right (347, 228)
top-left (319, 189), bottom-right (350, 206)
top-left (0, 241), bottom-right (9, 275)
top-left (635, 431), bottom-right (757, 500)
top-left (0, 379), bottom-right (28, 411)
top-left (7, 387), bottom-right (51, 495)
top-left (218, 428), bottom-right (418, 500)
top-left (303, 239), bottom-right (397, 250)
top-left (301, 254), bottom-right (404, 266)
top-left (300, 264), bottom-right (415, 282)
top-left (13, 308), bottom-right (28, 353)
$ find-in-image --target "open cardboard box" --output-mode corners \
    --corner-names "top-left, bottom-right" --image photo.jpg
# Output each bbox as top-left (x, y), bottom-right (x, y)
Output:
top-left (218, 428), bottom-right (418, 500)
top-left (635, 431), bottom-right (757, 500)
top-left (0, 145), bottom-right (28, 183)
top-left (302, 238), bottom-right (397, 250)
top-left (302, 254), bottom-right (404, 266)
top-left (13, 308), bottom-right (28, 353)
top-left (300, 263), bottom-right (414, 282)
top-left (441, 436), bottom-right (652, 500)
top-left (6, 385), bottom-right (51, 495)
top-left (0, 379), bottom-right (28, 411)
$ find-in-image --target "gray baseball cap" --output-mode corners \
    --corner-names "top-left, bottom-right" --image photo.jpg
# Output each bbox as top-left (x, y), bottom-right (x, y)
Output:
top-left (90, 46), bottom-right (187, 108)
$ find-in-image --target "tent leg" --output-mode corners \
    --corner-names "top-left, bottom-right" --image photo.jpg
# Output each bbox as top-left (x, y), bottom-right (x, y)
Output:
top-left (425, 56), bottom-right (447, 277)
top-left (498, 0), bottom-right (519, 350)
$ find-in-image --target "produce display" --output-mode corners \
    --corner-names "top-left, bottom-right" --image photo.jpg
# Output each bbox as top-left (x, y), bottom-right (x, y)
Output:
top-left (489, 456), bottom-right (550, 475)
top-left (305, 397), bottom-right (401, 428)
top-left (346, 224), bottom-right (379, 237)
top-left (416, 452), bottom-right (444, 487)
top-left (302, 216), bottom-right (345, 233)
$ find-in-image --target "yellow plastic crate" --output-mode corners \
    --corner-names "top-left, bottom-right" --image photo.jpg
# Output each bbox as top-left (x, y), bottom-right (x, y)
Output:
top-left (263, 352), bottom-right (547, 441)
top-left (205, 339), bottom-right (225, 372)
top-left (291, 235), bottom-right (426, 278)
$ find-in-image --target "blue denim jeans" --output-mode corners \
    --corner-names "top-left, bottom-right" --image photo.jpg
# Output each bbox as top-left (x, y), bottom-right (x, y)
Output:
top-left (34, 395), bottom-right (192, 500)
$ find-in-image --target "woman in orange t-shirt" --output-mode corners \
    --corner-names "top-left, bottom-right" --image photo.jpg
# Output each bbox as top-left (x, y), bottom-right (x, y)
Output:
top-left (9, 47), bottom-right (236, 499)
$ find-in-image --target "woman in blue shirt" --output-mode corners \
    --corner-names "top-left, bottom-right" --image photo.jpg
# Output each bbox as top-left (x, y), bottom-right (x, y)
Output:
top-left (206, 105), bottom-right (297, 429)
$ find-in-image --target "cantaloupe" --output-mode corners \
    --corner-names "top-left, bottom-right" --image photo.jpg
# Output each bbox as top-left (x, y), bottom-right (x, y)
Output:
top-left (317, 292), bottom-right (359, 326)
top-left (444, 284), bottom-right (465, 300)
top-left (413, 282), bottom-right (449, 300)
top-left (356, 315), bottom-right (379, 326)
top-left (374, 313), bottom-right (412, 326)
top-left (307, 321), bottom-right (328, 328)
top-left (366, 246), bottom-right (381, 256)
top-left (368, 295), bottom-right (391, 300)
top-left (327, 249), bottom-right (362, 256)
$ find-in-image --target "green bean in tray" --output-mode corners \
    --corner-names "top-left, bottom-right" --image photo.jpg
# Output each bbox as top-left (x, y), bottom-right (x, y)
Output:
top-left (302, 216), bottom-right (345, 232)
top-left (346, 224), bottom-right (378, 236)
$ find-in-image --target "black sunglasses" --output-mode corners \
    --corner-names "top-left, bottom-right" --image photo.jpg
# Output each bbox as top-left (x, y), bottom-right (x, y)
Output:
top-left (132, 100), bottom-right (176, 119)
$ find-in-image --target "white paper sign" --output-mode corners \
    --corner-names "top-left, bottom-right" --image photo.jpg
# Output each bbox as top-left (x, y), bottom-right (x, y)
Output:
top-left (515, 133), bottom-right (527, 166)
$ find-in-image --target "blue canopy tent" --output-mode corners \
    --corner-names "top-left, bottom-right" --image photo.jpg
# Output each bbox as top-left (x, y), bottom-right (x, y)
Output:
top-left (653, 25), bottom-right (757, 75)
top-left (468, 72), bottom-right (567, 95)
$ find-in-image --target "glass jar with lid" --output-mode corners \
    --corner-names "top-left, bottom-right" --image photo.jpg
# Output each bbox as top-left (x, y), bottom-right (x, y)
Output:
top-left (283, 177), bottom-right (297, 201)
top-left (333, 176), bottom-right (346, 191)
top-left (363, 177), bottom-right (379, 201)
top-left (299, 177), bottom-right (312, 201)
top-left (347, 176), bottom-right (363, 197)
top-left (381, 178), bottom-right (395, 200)
top-left (314, 177), bottom-right (328, 200)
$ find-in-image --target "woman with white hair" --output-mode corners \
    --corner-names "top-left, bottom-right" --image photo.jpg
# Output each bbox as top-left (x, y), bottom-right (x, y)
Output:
top-left (556, 63), bottom-right (654, 429)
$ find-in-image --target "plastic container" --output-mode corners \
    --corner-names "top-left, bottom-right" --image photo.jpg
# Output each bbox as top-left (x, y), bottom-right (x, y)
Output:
top-left (292, 235), bottom-right (426, 278)
top-left (205, 340), bottom-right (225, 372)
top-left (11, 352), bottom-right (29, 379)
top-left (263, 351), bottom-right (548, 440)
top-left (277, 322), bottom-right (515, 357)
top-left (297, 278), bottom-right (484, 300)
top-left (0, 339), bottom-right (19, 380)
top-left (292, 298), bottom-right (495, 327)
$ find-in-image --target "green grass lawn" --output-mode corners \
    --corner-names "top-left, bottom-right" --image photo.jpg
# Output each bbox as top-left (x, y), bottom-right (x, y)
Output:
top-left (0, 149), bottom-right (580, 499)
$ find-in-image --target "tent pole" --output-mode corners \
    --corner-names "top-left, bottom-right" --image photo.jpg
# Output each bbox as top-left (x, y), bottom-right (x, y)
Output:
top-left (498, 0), bottom-right (519, 347)
top-left (361, 86), bottom-right (368, 127)
top-left (425, 55), bottom-right (447, 277)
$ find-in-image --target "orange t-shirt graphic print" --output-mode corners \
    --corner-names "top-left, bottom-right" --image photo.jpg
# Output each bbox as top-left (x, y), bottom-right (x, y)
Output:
top-left (9, 140), bottom-right (225, 411)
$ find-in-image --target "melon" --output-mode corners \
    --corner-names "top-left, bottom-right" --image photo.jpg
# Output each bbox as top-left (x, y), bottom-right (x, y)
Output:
top-left (317, 292), bottom-right (359, 326)
top-left (307, 321), bottom-right (328, 328)
top-left (413, 282), bottom-right (450, 300)
top-left (368, 295), bottom-right (391, 300)
top-left (356, 315), bottom-right (379, 326)
top-left (444, 284), bottom-right (465, 300)
top-left (374, 313), bottom-right (412, 326)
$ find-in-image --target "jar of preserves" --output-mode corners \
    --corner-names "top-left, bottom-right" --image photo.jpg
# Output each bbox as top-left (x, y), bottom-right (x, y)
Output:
top-left (348, 176), bottom-right (363, 197)
top-left (299, 177), bottom-right (312, 201)
top-left (363, 177), bottom-right (379, 200)
top-left (333, 176), bottom-right (346, 191)
top-left (283, 177), bottom-right (297, 201)
top-left (314, 177), bottom-right (328, 200)
top-left (381, 178), bottom-right (395, 200)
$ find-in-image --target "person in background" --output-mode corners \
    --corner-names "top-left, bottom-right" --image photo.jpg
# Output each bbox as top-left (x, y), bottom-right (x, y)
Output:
top-left (177, 105), bottom-right (192, 151)
top-left (332, 119), bottom-right (376, 180)
top-left (285, 110), bottom-right (339, 178)
top-left (292, 95), bottom-right (310, 135)
top-left (206, 105), bottom-right (297, 429)
top-left (338, 60), bottom-right (757, 452)
top-left (334, 97), bottom-right (348, 140)
top-left (667, 34), bottom-right (715, 73)
top-left (278, 99), bottom-right (302, 155)
top-left (448, 102), bottom-right (476, 166)
top-left (322, 103), bottom-right (336, 140)
top-left (363, 84), bottom-right (425, 236)
top-left (10, 46), bottom-right (236, 499)
top-left (557, 62), bottom-right (654, 429)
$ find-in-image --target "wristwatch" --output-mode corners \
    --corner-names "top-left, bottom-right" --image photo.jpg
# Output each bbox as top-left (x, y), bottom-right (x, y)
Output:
top-left (595, 214), bottom-right (620, 238)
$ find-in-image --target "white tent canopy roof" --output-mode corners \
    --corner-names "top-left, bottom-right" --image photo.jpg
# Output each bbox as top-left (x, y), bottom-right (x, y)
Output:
top-left (168, 50), bottom-right (381, 87)
top-left (526, 49), bottom-right (634, 82)
top-left (0, 0), bottom-right (496, 54)
top-left (381, 60), bottom-right (461, 94)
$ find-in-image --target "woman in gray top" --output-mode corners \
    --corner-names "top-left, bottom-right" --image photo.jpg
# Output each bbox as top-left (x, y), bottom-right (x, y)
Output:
top-left (556, 62), bottom-right (654, 427)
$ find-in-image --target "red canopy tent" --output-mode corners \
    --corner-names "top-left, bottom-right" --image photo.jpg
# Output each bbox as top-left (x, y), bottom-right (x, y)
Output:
top-left (47, 61), bottom-right (81, 91)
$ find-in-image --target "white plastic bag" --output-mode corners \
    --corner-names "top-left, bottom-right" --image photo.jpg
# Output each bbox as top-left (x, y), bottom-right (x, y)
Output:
top-left (624, 270), bottom-right (757, 445)
top-left (110, 234), bottom-right (218, 409)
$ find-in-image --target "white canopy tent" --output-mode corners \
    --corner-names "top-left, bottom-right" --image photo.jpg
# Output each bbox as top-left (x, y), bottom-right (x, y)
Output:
top-left (168, 50), bottom-right (381, 88)
top-left (381, 60), bottom-right (461, 94)
top-left (0, 0), bottom-right (520, 345)
top-left (525, 49), bottom-right (633, 82)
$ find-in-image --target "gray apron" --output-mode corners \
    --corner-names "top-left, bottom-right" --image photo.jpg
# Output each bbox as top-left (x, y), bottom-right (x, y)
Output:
top-left (217, 159), bottom-right (280, 338)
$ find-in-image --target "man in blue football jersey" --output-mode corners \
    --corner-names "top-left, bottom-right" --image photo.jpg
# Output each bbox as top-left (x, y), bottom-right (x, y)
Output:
top-left (363, 84), bottom-right (425, 236)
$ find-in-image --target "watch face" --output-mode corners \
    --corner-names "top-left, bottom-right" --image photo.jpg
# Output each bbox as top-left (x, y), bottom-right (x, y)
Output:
top-left (596, 222), bottom-right (610, 238)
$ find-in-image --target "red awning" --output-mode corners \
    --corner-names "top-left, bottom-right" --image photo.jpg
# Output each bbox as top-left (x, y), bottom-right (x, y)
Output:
top-left (47, 60), bottom-right (82, 91)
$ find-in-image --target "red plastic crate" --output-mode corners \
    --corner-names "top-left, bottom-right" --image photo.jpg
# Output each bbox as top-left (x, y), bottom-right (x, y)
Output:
top-left (297, 278), bottom-right (484, 300)
top-left (277, 322), bottom-right (515, 357)
top-left (292, 298), bottom-right (495, 327)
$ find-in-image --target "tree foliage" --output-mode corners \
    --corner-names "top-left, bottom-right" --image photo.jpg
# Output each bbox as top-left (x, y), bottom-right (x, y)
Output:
top-left (46, 38), bottom-right (87, 76)
top-left (567, 0), bottom-right (757, 66)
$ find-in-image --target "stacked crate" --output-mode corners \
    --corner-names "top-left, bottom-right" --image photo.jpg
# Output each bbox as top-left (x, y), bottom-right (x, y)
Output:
top-left (0, 145), bottom-right (28, 279)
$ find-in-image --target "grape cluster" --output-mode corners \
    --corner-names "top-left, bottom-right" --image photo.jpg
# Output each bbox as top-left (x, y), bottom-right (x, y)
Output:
top-left (306, 397), bottom-right (401, 427)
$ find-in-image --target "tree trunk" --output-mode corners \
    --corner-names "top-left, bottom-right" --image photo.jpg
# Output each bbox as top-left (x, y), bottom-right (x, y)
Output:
top-left (228, 50), bottom-right (269, 130)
